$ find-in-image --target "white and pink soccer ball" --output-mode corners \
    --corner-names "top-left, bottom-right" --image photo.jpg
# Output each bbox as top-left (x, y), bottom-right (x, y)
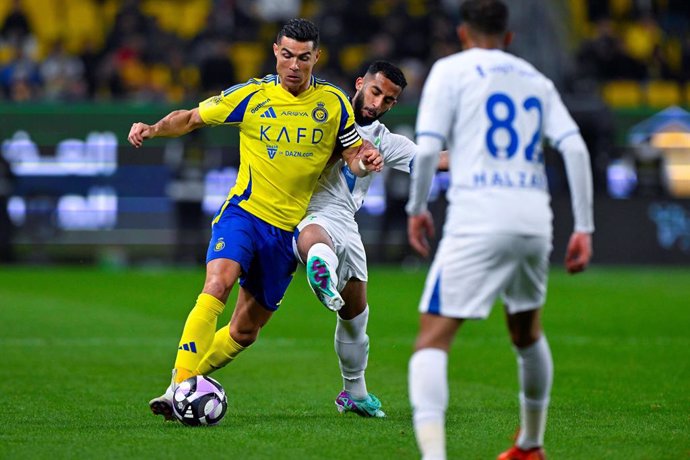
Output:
top-left (172, 375), bottom-right (227, 426)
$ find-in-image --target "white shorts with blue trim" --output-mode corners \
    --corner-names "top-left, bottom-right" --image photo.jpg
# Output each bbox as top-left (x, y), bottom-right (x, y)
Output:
top-left (419, 234), bottom-right (552, 319)
top-left (295, 212), bottom-right (368, 291)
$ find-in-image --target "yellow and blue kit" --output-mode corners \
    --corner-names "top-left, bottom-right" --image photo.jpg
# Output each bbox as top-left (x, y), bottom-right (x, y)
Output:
top-left (199, 74), bottom-right (361, 310)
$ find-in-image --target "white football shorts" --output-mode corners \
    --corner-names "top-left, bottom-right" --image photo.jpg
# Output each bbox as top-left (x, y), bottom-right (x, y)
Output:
top-left (294, 213), bottom-right (368, 291)
top-left (418, 234), bottom-right (552, 318)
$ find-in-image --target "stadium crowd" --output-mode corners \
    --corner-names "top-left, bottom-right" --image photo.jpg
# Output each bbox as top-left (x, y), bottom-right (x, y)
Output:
top-left (1, 0), bottom-right (689, 105)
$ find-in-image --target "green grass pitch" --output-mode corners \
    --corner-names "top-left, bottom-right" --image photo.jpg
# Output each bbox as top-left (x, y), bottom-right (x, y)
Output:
top-left (0, 265), bottom-right (687, 459)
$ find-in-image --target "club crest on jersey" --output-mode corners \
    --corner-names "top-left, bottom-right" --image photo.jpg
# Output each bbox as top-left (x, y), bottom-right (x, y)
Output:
top-left (267, 145), bottom-right (278, 159)
top-left (312, 102), bottom-right (328, 123)
top-left (214, 238), bottom-right (225, 252)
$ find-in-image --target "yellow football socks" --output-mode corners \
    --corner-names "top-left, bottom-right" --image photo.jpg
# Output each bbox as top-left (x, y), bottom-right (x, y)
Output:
top-left (173, 293), bottom-right (225, 383)
top-left (195, 325), bottom-right (246, 375)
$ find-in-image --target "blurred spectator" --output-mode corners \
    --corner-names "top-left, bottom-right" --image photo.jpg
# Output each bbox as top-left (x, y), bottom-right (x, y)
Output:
top-left (682, 35), bottom-right (690, 81)
top-left (40, 41), bottom-right (86, 101)
top-left (0, 43), bottom-right (41, 100)
top-left (0, 0), bottom-right (30, 44)
top-left (576, 19), bottom-right (647, 81)
top-left (79, 41), bottom-right (102, 98)
top-left (623, 14), bottom-right (663, 64)
top-left (198, 38), bottom-right (236, 95)
top-left (252, 0), bottom-right (302, 22)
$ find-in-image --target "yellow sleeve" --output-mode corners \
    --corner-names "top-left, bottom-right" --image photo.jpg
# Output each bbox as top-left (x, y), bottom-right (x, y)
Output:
top-left (198, 80), bottom-right (263, 126)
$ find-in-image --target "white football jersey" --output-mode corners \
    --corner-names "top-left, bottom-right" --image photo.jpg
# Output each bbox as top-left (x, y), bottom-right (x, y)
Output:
top-left (306, 120), bottom-right (416, 219)
top-left (415, 48), bottom-right (584, 236)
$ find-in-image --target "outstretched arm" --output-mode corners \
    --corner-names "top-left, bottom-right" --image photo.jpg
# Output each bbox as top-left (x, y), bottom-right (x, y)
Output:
top-left (341, 139), bottom-right (383, 177)
top-left (128, 108), bottom-right (206, 148)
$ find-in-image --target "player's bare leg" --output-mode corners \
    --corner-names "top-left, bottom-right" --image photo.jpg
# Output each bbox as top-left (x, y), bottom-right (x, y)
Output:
top-left (297, 224), bottom-right (344, 312)
top-left (498, 308), bottom-right (551, 459)
top-left (333, 279), bottom-right (384, 417)
top-left (228, 287), bottom-right (274, 346)
top-left (192, 286), bottom-right (276, 377)
top-left (409, 314), bottom-right (463, 460)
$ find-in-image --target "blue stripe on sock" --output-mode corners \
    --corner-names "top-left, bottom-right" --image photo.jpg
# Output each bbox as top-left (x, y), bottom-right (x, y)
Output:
top-left (189, 342), bottom-right (197, 353)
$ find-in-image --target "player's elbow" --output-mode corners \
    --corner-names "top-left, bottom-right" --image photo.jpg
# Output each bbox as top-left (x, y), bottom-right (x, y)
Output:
top-left (558, 134), bottom-right (589, 159)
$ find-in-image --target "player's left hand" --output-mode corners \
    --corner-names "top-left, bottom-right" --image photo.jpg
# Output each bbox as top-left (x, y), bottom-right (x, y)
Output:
top-left (565, 231), bottom-right (592, 274)
top-left (408, 211), bottom-right (435, 258)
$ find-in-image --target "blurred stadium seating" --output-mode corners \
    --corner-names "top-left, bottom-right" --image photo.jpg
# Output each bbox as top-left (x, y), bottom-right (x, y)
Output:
top-left (0, 0), bottom-right (689, 265)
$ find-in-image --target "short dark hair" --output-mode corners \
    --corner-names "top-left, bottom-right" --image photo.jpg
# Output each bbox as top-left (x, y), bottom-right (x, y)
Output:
top-left (276, 18), bottom-right (320, 49)
top-left (366, 60), bottom-right (407, 90)
top-left (460, 0), bottom-right (509, 36)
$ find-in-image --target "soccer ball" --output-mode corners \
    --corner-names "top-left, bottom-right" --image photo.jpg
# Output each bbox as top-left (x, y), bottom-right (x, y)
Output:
top-left (172, 375), bottom-right (228, 426)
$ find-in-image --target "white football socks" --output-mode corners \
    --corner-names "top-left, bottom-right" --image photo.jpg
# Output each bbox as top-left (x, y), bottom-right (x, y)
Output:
top-left (335, 306), bottom-right (369, 399)
top-left (515, 336), bottom-right (553, 449)
top-left (409, 348), bottom-right (448, 460)
top-left (307, 243), bottom-right (339, 283)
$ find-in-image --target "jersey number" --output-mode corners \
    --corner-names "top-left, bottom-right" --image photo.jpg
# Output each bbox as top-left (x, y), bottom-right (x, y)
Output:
top-left (485, 93), bottom-right (543, 163)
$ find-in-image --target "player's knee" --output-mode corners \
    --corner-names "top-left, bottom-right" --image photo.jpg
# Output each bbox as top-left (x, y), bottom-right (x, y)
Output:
top-left (203, 275), bottom-right (233, 301)
top-left (509, 329), bottom-right (541, 348)
top-left (299, 224), bottom-right (332, 253)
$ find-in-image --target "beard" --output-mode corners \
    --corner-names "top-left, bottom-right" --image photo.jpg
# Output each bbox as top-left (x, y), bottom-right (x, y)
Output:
top-left (353, 91), bottom-right (378, 126)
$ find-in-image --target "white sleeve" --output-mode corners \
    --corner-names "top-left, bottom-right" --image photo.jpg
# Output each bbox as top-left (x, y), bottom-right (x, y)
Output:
top-left (542, 79), bottom-right (580, 146)
top-left (405, 135), bottom-right (442, 216)
top-left (559, 134), bottom-right (595, 233)
top-left (381, 130), bottom-right (417, 173)
top-left (406, 60), bottom-right (454, 216)
top-left (415, 60), bottom-right (455, 144)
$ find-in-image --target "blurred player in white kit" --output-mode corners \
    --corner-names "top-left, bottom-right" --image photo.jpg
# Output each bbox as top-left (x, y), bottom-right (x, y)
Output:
top-left (405, 1), bottom-right (594, 459)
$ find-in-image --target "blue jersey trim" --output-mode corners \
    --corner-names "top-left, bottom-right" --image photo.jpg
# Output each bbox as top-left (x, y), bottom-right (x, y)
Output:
top-left (223, 79), bottom-right (256, 96)
top-left (553, 129), bottom-right (580, 149)
top-left (428, 274), bottom-right (441, 315)
top-left (229, 166), bottom-right (253, 205)
top-left (327, 89), bottom-right (351, 134)
top-left (416, 131), bottom-right (446, 143)
top-left (340, 164), bottom-right (357, 193)
top-left (225, 90), bottom-right (261, 123)
top-left (315, 77), bottom-right (348, 95)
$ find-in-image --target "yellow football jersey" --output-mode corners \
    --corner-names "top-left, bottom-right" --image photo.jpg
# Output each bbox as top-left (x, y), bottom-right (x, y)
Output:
top-left (199, 75), bottom-right (362, 230)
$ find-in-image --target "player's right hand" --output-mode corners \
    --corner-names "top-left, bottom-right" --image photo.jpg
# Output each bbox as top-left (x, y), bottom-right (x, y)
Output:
top-left (565, 231), bottom-right (592, 274)
top-left (408, 211), bottom-right (435, 258)
top-left (128, 122), bottom-right (153, 148)
top-left (359, 140), bottom-right (383, 173)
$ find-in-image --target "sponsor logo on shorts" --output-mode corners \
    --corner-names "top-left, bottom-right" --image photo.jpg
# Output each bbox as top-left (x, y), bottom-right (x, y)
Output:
top-left (214, 238), bottom-right (225, 252)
